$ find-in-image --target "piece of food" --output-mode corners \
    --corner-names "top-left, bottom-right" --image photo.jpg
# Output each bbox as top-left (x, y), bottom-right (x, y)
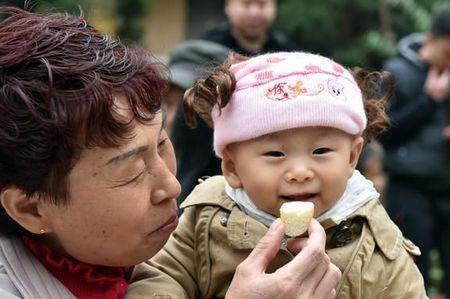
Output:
top-left (280, 201), bottom-right (314, 237)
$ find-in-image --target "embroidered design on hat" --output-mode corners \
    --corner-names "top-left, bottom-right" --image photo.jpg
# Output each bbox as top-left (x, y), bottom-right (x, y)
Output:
top-left (230, 61), bottom-right (249, 74)
top-left (305, 62), bottom-right (346, 78)
top-left (266, 82), bottom-right (290, 100)
top-left (266, 81), bottom-right (325, 101)
top-left (255, 71), bottom-right (274, 81)
top-left (305, 64), bottom-right (321, 72)
top-left (327, 79), bottom-right (346, 100)
top-left (332, 62), bottom-right (345, 74)
top-left (288, 81), bottom-right (307, 97)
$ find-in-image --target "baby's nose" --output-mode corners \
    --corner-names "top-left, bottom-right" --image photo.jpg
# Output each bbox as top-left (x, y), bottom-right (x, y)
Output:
top-left (283, 164), bottom-right (314, 183)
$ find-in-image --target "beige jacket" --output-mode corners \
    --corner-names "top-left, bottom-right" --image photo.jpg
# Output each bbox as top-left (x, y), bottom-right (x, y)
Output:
top-left (127, 176), bottom-right (426, 299)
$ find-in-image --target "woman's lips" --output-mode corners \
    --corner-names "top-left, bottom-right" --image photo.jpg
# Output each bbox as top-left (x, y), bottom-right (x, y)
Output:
top-left (151, 215), bottom-right (178, 235)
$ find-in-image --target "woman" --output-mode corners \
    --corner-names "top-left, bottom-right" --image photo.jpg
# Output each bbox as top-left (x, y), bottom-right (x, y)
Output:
top-left (0, 7), bottom-right (340, 299)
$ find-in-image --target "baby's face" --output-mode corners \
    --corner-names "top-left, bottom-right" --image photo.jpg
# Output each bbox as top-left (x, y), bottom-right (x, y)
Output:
top-left (222, 127), bottom-right (363, 218)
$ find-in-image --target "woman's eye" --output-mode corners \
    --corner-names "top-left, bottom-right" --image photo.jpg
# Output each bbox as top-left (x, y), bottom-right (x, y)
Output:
top-left (158, 138), bottom-right (168, 147)
top-left (114, 168), bottom-right (149, 188)
top-left (158, 138), bottom-right (168, 154)
top-left (313, 148), bottom-right (331, 155)
top-left (132, 169), bottom-right (149, 183)
top-left (263, 151), bottom-right (285, 157)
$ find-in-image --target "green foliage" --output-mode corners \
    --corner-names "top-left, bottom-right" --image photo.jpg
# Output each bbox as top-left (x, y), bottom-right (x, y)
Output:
top-left (0, 0), bottom-right (85, 21)
top-left (33, 0), bottom-right (85, 14)
top-left (277, 0), bottom-right (449, 68)
top-left (429, 250), bottom-right (445, 296)
top-left (2, 0), bottom-right (27, 8)
top-left (1, 0), bottom-right (150, 44)
top-left (1, 0), bottom-right (85, 14)
top-left (116, 0), bottom-right (150, 44)
top-left (36, 1), bottom-right (83, 14)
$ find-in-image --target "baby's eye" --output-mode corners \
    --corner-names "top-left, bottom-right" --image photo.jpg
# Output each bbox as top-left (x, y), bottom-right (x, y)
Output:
top-left (263, 151), bottom-right (285, 157)
top-left (313, 148), bottom-right (331, 155)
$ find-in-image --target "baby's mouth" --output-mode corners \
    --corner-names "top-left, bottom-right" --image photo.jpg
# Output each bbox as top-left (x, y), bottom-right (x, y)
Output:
top-left (281, 193), bottom-right (317, 201)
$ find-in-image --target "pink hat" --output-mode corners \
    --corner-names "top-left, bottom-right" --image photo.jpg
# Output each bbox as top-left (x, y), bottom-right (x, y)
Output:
top-left (212, 52), bottom-right (367, 157)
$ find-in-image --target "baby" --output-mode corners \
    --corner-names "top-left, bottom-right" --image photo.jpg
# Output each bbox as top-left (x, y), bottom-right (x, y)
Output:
top-left (128, 52), bottom-right (426, 298)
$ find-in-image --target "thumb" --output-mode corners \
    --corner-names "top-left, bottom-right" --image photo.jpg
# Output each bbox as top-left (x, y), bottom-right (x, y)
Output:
top-left (244, 218), bottom-right (285, 272)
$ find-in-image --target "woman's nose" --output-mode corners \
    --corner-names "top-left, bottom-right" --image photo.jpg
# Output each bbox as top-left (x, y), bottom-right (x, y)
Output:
top-left (283, 164), bottom-right (314, 183)
top-left (150, 159), bottom-right (181, 205)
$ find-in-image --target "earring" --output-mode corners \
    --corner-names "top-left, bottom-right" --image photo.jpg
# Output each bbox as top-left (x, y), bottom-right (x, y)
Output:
top-left (40, 228), bottom-right (45, 234)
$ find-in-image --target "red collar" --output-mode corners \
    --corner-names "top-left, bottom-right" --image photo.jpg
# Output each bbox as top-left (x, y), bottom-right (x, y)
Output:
top-left (22, 235), bottom-right (130, 299)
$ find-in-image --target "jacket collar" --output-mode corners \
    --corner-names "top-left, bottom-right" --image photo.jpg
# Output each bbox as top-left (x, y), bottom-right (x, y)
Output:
top-left (181, 176), bottom-right (271, 250)
top-left (350, 199), bottom-right (403, 260)
top-left (180, 176), bottom-right (235, 211)
top-left (0, 234), bottom-right (75, 298)
top-left (398, 32), bottom-right (427, 70)
top-left (181, 176), bottom-right (403, 259)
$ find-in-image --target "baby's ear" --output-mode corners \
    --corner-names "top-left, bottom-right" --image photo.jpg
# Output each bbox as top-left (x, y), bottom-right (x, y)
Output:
top-left (221, 147), bottom-right (243, 188)
top-left (349, 136), bottom-right (364, 171)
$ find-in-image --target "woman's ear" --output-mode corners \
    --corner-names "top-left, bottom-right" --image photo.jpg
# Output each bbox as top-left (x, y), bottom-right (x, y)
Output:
top-left (0, 187), bottom-right (49, 234)
top-left (221, 147), bottom-right (243, 188)
top-left (349, 136), bottom-right (364, 171)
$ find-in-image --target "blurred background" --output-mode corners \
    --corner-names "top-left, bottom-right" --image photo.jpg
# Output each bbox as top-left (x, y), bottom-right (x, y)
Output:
top-left (3, 0), bottom-right (447, 69)
top-left (2, 0), bottom-right (449, 296)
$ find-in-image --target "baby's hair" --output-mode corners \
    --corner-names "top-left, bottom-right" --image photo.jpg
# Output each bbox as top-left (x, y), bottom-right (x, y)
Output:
top-left (184, 52), bottom-right (248, 127)
top-left (184, 53), bottom-right (393, 143)
top-left (351, 67), bottom-right (393, 143)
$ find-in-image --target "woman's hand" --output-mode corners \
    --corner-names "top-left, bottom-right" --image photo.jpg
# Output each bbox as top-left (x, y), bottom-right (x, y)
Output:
top-left (425, 67), bottom-right (449, 103)
top-left (226, 218), bottom-right (341, 299)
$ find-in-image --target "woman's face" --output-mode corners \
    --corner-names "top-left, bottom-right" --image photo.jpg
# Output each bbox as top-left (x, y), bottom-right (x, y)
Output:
top-left (39, 101), bottom-right (181, 267)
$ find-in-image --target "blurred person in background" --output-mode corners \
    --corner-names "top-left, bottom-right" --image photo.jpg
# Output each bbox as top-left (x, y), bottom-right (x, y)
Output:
top-left (173, 0), bottom-right (297, 206)
top-left (203, 0), bottom-right (296, 56)
top-left (164, 40), bottom-right (229, 207)
top-left (162, 40), bottom-right (229, 134)
top-left (381, 8), bottom-right (450, 296)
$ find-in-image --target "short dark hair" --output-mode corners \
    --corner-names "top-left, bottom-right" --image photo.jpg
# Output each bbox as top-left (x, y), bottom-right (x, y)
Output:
top-left (431, 8), bottom-right (450, 37)
top-left (0, 7), bottom-right (168, 236)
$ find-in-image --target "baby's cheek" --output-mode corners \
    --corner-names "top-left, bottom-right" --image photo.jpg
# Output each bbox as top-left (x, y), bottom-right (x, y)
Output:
top-left (272, 208), bottom-right (282, 218)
